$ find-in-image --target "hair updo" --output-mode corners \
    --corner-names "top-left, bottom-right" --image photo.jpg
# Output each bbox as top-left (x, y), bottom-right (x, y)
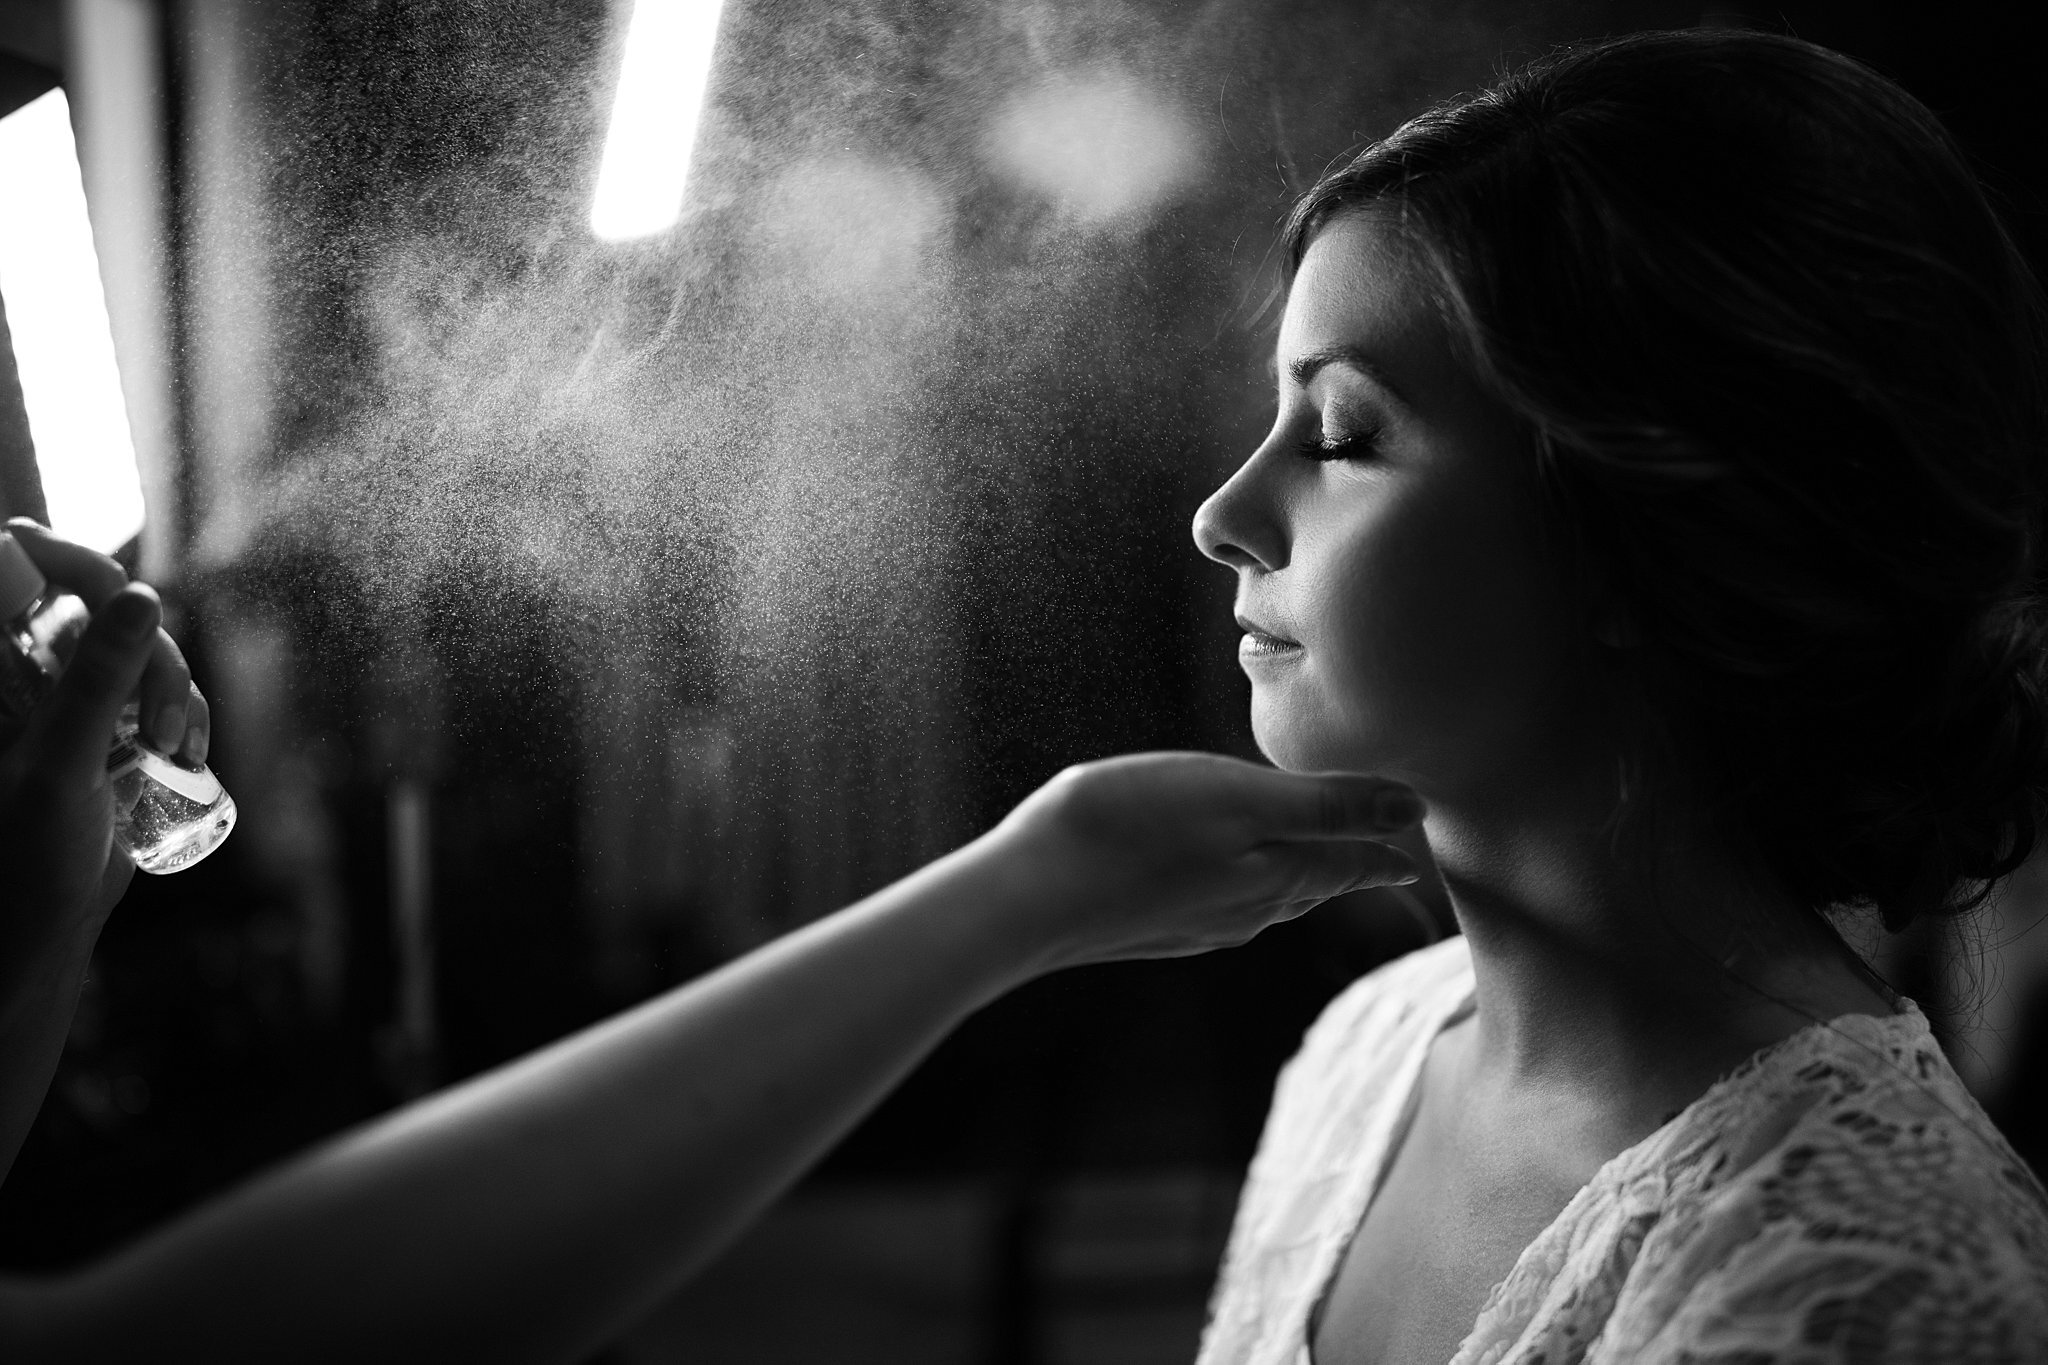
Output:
top-left (1285, 29), bottom-right (2048, 932)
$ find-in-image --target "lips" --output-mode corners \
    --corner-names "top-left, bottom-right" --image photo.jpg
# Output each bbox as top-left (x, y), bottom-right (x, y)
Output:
top-left (1235, 614), bottom-right (1302, 657)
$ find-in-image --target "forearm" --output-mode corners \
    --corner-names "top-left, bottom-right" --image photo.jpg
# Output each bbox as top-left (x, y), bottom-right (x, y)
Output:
top-left (0, 916), bottom-right (103, 1186)
top-left (0, 751), bottom-right (1420, 1362)
top-left (19, 838), bottom-right (1036, 1365)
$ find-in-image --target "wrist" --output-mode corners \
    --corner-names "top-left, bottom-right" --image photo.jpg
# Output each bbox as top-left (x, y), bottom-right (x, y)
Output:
top-left (0, 890), bottom-right (108, 1009)
top-left (857, 830), bottom-right (1073, 1005)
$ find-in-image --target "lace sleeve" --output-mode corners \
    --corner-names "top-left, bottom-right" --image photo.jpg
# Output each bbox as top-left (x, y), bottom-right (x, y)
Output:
top-left (1621, 1232), bottom-right (2048, 1363)
top-left (1592, 1048), bottom-right (2048, 1364)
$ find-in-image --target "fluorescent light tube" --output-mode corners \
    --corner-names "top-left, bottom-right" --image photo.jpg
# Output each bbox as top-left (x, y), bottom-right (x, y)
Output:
top-left (0, 89), bottom-right (146, 553)
top-left (590, 0), bottom-right (729, 242)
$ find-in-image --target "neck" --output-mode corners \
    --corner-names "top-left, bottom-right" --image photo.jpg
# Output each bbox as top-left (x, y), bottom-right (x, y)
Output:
top-left (1421, 773), bottom-right (1897, 1131)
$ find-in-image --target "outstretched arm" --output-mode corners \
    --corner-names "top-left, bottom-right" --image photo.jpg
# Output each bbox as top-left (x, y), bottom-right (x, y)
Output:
top-left (2, 752), bottom-right (1420, 1365)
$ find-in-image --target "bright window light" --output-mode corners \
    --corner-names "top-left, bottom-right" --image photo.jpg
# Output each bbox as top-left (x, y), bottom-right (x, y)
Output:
top-left (590, 0), bottom-right (729, 242)
top-left (0, 89), bottom-right (146, 554)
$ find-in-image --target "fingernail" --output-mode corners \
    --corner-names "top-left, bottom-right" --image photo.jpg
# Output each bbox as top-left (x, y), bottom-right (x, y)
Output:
top-left (109, 591), bottom-right (155, 638)
top-left (1374, 788), bottom-right (1425, 828)
top-left (1394, 871), bottom-right (1421, 886)
top-left (152, 704), bottom-right (185, 753)
top-left (185, 723), bottom-right (209, 767)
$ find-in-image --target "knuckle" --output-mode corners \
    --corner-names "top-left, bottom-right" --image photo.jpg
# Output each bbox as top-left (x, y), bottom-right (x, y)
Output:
top-left (1243, 843), bottom-right (1311, 896)
top-left (62, 647), bottom-right (121, 694)
top-left (1317, 783), bottom-right (1350, 836)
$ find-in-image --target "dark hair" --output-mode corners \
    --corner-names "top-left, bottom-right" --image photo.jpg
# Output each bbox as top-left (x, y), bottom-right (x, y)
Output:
top-left (1285, 29), bottom-right (2048, 932)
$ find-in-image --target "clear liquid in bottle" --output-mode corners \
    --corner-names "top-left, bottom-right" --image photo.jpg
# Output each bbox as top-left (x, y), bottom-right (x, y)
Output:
top-left (108, 704), bottom-right (238, 874)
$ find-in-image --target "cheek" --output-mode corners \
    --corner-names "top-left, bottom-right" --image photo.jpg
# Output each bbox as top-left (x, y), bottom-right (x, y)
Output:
top-left (1285, 475), bottom-right (1580, 770)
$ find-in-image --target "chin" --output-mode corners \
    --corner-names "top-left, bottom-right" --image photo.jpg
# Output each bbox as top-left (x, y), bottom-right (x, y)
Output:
top-left (1252, 711), bottom-right (1367, 774)
top-left (1251, 687), bottom-right (1409, 774)
top-left (1252, 736), bottom-right (1305, 771)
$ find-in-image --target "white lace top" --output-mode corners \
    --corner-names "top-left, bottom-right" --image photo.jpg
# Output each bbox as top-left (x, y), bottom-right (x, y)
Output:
top-left (1198, 936), bottom-right (2048, 1365)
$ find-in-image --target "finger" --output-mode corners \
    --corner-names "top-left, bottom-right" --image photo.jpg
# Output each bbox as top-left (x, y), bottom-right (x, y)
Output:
top-left (1245, 838), bottom-right (1421, 903)
top-left (137, 627), bottom-right (194, 755)
top-left (178, 683), bottom-right (211, 768)
top-left (7, 519), bottom-right (129, 608)
top-left (1224, 764), bottom-right (1426, 839)
top-left (27, 583), bottom-right (161, 781)
top-left (10, 522), bottom-right (199, 754)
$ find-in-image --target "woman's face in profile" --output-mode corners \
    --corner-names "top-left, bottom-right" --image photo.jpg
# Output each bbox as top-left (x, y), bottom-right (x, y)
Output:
top-left (1192, 214), bottom-right (1598, 796)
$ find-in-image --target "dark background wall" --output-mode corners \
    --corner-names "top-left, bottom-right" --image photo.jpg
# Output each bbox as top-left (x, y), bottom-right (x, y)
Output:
top-left (0, 1), bottom-right (2044, 1360)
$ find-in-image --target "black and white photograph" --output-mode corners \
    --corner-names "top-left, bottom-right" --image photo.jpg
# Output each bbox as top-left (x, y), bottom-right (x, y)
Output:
top-left (0, 0), bottom-right (2044, 1359)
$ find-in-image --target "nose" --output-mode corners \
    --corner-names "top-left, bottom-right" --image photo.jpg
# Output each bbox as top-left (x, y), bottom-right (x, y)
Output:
top-left (1192, 446), bottom-right (1287, 572)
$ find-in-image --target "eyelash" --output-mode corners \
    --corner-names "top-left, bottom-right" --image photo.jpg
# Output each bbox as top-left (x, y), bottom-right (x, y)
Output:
top-left (1294, 425), bottom-right (1382, 462)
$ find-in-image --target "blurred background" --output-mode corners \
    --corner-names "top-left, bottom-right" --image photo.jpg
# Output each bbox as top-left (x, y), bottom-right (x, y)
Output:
top-left (0, 0), bottom-right (2044, 1360)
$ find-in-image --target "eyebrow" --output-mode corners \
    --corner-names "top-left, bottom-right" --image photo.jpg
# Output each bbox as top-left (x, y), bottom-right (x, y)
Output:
top-left (1283, 346), bottom-right (1412, 409)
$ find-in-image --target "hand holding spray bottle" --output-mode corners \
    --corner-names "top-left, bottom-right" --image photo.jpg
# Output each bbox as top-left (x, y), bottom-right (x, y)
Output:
top-left (0, 529), bottom-right (235, 873)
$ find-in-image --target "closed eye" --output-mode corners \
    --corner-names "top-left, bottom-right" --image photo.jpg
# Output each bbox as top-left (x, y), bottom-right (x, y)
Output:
top-left (1293, 425), bottom-right (1382, 462)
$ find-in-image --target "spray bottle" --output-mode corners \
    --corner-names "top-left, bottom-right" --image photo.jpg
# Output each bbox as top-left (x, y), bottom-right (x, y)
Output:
top-left (0, 530), bottom-right (236, 873)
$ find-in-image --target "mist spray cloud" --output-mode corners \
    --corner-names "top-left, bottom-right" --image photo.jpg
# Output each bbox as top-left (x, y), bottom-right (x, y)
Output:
top-left (196, 0), bottom-right (1503, 949)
